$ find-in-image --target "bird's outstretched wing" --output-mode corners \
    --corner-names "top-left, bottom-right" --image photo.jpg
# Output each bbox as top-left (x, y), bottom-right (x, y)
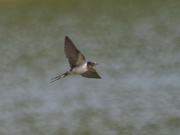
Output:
top-left (64, 36), bottom-right (86, 68)
top-left (81, 68), bottom-right (101, 79)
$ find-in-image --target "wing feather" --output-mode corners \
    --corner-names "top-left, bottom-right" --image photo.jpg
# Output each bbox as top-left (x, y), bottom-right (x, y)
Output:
top-left (81, 68), bottom-right (101, 79)
top-left (64, 36), bottom-right (86, 68)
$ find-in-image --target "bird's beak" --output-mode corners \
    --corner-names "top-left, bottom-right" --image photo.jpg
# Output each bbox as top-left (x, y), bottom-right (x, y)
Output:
top-left (94, 62), bottom-right (98, 65)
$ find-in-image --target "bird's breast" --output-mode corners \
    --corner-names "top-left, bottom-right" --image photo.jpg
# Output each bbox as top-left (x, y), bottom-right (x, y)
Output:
top-left (71, 63), bottom-right (88, 75)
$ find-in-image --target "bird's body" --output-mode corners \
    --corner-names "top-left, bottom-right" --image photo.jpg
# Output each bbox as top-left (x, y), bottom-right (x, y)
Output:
top-left (50, 36), bottom-right (101, 83)
top-left (70, 62), bottom-right (88, 75)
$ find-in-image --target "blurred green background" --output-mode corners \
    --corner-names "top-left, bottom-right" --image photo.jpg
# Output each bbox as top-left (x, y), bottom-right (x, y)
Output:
top-left (0, 0), bottom-right (180, 135)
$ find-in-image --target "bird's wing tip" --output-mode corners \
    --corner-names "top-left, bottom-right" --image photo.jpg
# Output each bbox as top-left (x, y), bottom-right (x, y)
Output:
top-left (65, 36), bottom-right (69, 39)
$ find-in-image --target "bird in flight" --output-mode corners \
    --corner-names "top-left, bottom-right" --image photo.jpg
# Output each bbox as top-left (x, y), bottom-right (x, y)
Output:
top-left (50, 36), bottom-right (101, 83)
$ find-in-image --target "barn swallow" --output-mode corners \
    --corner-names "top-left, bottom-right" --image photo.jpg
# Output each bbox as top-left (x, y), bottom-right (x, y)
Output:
top-left (50, 36), bottom-right (101, 83)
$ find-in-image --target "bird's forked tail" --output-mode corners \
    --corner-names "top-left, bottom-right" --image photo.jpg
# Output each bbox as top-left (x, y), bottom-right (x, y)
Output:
top-left (50, 71), bottom-right (69, 83)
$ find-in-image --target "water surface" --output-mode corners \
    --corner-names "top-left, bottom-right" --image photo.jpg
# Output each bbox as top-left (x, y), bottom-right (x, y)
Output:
top-left (0, 0), bottom-right (180, 135)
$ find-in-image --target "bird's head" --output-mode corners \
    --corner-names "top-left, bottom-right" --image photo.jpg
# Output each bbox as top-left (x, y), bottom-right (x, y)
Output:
top-left (87, 62), bottom-right (98, 69)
